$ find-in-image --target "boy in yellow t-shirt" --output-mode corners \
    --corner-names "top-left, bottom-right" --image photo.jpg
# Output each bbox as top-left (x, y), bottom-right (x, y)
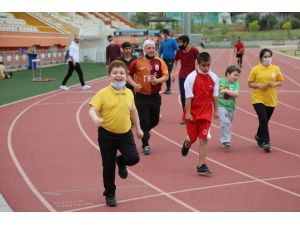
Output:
top-left (89, 60), bottom-right (143, 207)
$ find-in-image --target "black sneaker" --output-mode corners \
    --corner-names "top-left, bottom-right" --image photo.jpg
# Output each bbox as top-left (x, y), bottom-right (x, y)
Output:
top-left (181, 139), bottom-right (191, 156)
top-left (142, 146), bottom-right (150, 155)
top-left (105, 194), bottom-right (117, 207)
top-left (197, 164), bottom-right (213, 175)
top-left (262, 143), bottom-right (272, 153)
top-left (116, 157), bottom-right (128, 179)
top-left (222, 142), bottom-right (231, 148)
top-left (255, 135), bottom-right (264, 148)
top-left (164, 89), bottom-right (172, 94)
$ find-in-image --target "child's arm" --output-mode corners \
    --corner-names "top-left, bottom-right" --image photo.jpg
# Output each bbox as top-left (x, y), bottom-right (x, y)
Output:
top-left (212, 96), bottom-right (219, 120)
top-left (185, 97), bottom-right (193, 121)
top-left (150, 74), bottom-right (168, 85)
top-left (130, 108), bottom-right (144, 139)
top-left (88, 106), bottom-right (104, 127)
top-left (220, 89), bottom-right (239, 98)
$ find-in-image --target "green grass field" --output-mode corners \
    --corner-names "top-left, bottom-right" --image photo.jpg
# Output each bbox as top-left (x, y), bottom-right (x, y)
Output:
top-left (0, 63), bottom-right (107, 106)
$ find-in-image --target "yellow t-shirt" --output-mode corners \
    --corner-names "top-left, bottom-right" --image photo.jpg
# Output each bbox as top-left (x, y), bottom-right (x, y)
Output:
top-left (248, 63), bottom-right (284, 107)
top-left (89, 85), bottom-right (135, 133)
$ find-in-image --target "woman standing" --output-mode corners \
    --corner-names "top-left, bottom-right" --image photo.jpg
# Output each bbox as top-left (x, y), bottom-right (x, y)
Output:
top-left (248, 48), bottom-right (284, 152)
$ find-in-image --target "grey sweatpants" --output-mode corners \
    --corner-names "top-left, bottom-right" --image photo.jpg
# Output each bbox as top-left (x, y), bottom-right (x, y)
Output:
top-left (219, 107), bottom-right (235, 144)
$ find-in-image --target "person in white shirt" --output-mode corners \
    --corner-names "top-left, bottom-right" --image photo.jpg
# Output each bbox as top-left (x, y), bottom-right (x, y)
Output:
top-left (60, 35), bottom-right (91, 90)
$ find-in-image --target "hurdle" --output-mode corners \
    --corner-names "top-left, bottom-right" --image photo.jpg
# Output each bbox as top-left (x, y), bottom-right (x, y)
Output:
top-left (31, 59), bottom-right (56, 82)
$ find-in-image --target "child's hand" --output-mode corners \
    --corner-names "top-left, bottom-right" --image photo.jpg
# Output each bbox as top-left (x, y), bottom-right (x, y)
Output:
top-left (213, 111), bottom-right (219, 120)
top-left (257, 83), bottom-right (269, 90)
top-left (134, 83), bottom-right (142, 91)
top-left (136, 128), bottom-right (144, 139)
top-left (186, 113), bottom-right (193, 121)
top-left (93, 117), bottom-right (104, 127)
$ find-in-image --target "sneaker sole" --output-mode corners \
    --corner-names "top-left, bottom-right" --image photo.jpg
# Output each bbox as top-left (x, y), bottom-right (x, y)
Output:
top-left (198, 170), bottom-right (213, 176)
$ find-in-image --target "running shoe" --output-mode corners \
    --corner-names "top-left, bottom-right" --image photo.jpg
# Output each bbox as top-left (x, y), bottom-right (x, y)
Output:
top-left (197, 164), bottom-right (213, 175)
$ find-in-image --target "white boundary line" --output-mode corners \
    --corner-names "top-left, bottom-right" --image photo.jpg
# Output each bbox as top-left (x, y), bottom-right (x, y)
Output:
top-left (7, 93), bottom-right (62, 212)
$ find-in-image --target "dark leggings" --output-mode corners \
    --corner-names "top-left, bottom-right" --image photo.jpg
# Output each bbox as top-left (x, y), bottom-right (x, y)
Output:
top-left (253, 103), bottom-right (275, 144)
top-left (62, 61), bottom-right (85, 86)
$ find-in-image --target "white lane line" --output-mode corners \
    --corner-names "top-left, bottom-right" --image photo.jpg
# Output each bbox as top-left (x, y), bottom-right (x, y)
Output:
top-left (7, 93), bottom-right (62, 212)
top-left (278, 100), bottom-right (300, 111)
top-left (236, 106), bottom-right (300, 132)
top-left (76, 97), bottom-right (199, 212)
top-left (151, 129), bottom-right (300, 198)
top-left (65, 173), bottom-right (300, 212)
top-left (0, 77), bottom-right (104, 108)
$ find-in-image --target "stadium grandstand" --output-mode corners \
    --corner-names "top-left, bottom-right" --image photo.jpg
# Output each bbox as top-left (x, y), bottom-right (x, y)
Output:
top-left (0, 12), bottom-right (138, 70)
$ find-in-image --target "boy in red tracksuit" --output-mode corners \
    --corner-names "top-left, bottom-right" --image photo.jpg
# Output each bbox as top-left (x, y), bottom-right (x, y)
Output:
top-left (181, 52), bottom-right (219, 175)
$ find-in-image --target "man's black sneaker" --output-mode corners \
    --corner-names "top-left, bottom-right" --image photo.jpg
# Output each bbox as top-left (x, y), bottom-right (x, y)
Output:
top-left (181, 139), bottom-right (191, 156)
top-left (255, 135), bottom-right (264, 148)
top-left (142, 146), bottom-right (150, 155)
top-left (222, 142), bottom-right (231, 148)
top-left (105, 194), bottom-right (117, 207)
top-left (262, 143), bottom-right (272, 153)
top-left (164, 89), bottom-right (172, 94)
top-left (197, 164), bottom-right (213, 175)
top-left (116, 157), bottom-right (128, 179)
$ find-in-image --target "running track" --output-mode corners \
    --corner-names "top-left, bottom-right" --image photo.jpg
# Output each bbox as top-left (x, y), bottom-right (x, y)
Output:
top-left (0, 48), bottom-right (299, 212)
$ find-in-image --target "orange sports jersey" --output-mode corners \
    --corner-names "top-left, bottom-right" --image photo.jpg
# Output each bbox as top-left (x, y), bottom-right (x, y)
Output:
top-left (128, 56), bottom-right (168, 95)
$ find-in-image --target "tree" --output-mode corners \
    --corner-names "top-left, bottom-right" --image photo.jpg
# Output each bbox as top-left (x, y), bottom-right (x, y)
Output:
top-left (260, 13), bottom-right (277, 30)
top-left (248, 20), bottom-right (260, 37)
top-left (245, 12), bottom-right (260, 27)
top-left (130, 12), bottom-right (150, 26)
top-left (282, 21), bottom-right (292, 38)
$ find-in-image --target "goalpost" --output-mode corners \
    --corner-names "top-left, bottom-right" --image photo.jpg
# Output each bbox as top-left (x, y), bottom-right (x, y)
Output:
top-left (31, 59), bottom-right (55, 82)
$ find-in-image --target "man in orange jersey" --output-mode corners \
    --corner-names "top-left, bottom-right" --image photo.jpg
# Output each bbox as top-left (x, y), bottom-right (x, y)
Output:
top-left (127, 39), bottom-right (169, 155)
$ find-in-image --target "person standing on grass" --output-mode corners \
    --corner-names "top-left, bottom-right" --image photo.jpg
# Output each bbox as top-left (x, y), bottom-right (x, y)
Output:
top-left (118, 41), bottom-right (137, 94)
top-left (159, 29), bottom-right (178, 94)
top-left (181, 52), bottom-right (219, 175)
top-left (89, 60), bottom-right (143, 207)
top-left (127, 39), bottom-right (169, 155)
top-left (60, 35), bottom-right (91, 91)
top-left (218, 65), bottom-right (240, 149)
top-left (234, 37), bottom-right (245, 68)
top-left (171, 35), bottom-right (200, 124)
top-left (248, 48), bottom-right (284, 152)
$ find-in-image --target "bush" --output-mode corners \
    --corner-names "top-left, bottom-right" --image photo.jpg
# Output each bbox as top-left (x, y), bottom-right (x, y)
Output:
top-left (245, 13), bottom-right (260, 27)
top-left (260, 14), bottom-right (277, 30)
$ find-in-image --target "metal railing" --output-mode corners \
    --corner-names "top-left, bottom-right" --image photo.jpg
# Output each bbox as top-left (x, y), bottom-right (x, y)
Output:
top-left (0, 49), bottom-right (66, 70)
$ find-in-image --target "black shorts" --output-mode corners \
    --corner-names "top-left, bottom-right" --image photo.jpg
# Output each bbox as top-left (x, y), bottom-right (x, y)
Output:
top-left (236, 53), bottom-right (243, 58)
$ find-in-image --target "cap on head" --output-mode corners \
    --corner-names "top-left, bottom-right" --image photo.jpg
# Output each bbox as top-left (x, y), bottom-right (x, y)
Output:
top-left (143, 39), bottom-right (155, 49)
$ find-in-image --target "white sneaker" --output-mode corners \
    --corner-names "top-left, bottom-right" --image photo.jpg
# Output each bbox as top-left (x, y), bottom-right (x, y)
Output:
top-left (60, 85), bottom-right (69, 91)
top-left (82, 85), bottom-right (91, 90)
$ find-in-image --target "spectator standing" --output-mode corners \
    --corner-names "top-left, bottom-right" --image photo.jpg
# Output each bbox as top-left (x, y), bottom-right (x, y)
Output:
top-left (60, 35), bottom-right (91, 90)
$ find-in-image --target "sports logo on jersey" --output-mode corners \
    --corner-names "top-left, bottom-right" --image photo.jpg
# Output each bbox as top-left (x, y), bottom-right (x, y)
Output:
top-left (272, 72), bottom-right (276, 78)
top-left (155, 64), bottom-right (159, 71)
